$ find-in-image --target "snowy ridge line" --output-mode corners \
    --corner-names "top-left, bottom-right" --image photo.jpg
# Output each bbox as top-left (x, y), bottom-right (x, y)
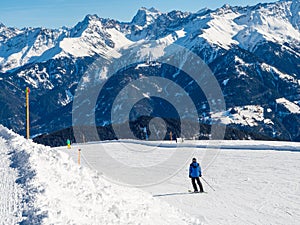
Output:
top-left (0, 0), bottom-right (299, 70)
top-left (70, 139), bottom-right (300, 152)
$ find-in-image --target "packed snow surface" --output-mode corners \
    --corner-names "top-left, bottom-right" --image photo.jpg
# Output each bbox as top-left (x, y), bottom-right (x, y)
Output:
top-left (1, 125), bottom-right (300, 224)
top-left (59, 139), bottom-right (300, 225)
top-left (0, 125), bottom-right (195, 225)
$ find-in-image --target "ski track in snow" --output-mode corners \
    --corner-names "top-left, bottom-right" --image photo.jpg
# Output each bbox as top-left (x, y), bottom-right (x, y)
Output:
top-left (0, 139), bottom-right (22, 225)
top-left (0, 127), bottom-right (46, 225)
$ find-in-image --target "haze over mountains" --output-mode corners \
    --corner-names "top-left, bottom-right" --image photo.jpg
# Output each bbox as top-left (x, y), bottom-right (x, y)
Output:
top-left (0, 0), bottom-right (299, 144)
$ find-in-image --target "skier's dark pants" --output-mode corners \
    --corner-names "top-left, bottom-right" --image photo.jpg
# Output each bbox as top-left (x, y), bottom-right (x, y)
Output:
top-left (191, 177), bottom-right (204, 192)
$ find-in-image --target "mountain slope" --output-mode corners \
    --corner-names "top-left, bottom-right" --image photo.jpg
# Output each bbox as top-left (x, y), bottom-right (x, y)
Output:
top-left (0, 0), bottom-right (299, 142)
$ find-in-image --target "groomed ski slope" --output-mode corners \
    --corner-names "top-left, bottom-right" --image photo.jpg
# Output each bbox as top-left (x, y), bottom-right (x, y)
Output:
top-left (59, 139), bottom-right (300, 225)
top-left (1, 125), bottom-right (300, 225)
top-left (0, 125), bottom-right (197, 225)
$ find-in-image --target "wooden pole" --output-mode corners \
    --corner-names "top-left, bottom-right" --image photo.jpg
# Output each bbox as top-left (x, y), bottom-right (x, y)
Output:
top-left (26, 87), bottom-right (30, 139)
top-left (78, 149), bottom-right (81, 165)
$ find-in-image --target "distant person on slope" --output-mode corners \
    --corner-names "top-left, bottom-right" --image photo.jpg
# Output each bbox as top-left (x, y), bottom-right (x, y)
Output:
top-left (189, 158), bottom-right (204, 193)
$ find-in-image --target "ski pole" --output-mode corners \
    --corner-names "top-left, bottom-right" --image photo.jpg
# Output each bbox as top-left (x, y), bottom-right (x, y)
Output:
top-left (201, 177), bottom-right (215, 191)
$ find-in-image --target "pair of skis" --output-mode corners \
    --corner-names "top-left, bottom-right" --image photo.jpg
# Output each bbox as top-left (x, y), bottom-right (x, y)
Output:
top-left (188, 190), bottom-right (208, 194)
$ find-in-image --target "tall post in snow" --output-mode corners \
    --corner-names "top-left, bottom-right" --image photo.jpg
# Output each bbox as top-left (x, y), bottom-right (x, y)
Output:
top-left (78, 149), bottom-right (81, 165)
top-left (25, 87), bottom-right (30, 139)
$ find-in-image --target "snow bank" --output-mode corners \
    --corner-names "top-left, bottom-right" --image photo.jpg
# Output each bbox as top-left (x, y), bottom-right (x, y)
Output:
top-left (0, 137), bottom-right (23, 224)
top-left (0, 125), bottom-right (199, 225)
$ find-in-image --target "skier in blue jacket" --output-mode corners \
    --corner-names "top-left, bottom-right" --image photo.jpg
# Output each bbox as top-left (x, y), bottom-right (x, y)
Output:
top-left (189, 158), bottom-right (204, 192)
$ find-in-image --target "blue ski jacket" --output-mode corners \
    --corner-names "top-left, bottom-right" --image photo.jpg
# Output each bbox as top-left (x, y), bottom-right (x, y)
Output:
top-left (189, 162), bottom-right (202, 178)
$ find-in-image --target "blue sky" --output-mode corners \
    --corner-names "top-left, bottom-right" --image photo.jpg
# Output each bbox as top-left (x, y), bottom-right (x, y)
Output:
top-left (0, 0), bottom-right (277, 28)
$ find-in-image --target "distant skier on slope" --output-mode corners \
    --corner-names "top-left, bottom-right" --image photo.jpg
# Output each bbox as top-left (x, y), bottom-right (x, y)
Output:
top-left (189, 158), bottom-right (204, 193)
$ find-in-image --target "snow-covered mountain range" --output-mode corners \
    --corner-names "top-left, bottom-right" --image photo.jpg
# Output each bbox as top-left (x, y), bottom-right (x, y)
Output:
top-left (0, 0), bottom-right (299, 143)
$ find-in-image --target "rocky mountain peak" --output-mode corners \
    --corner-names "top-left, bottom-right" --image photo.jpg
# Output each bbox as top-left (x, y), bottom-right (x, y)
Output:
top-left (131, 7), bottom-right (162, 26)
top-left (83, 14), bottom-right (101, 23)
